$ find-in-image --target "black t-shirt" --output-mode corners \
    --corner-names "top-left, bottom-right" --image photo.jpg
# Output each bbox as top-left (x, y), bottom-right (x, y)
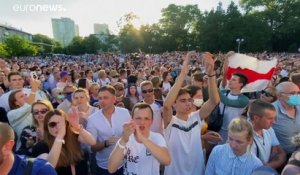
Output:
top-left (30, 141), bottom-right (88, 175)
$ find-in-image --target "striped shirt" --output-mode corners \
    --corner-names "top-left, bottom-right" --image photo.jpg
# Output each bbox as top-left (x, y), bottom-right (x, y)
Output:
top-left (205, 144), bottom-right (262, 175)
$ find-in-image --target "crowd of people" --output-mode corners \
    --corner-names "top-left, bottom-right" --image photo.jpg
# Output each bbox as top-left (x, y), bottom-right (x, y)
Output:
top-left (0, 50), bottom-right (300, 175)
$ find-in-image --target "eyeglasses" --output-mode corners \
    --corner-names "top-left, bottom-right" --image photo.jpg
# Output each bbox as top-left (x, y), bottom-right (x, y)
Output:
top-left (48, 122), bottom-right (59, 128)
top-left (32, 109), bottom-right (48, 116)
top-left (142, 89), bottom-right (154, 94)
top-left (261, 90), bottom-right (275, 98)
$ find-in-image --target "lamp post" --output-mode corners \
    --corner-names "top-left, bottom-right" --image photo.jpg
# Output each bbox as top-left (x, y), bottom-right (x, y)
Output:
top-left (236, 38), bottom-right (244, 53)
top-left (148, 46), bottom-right (152, 53)
top-left (187, 44), bottom-right (191, 51)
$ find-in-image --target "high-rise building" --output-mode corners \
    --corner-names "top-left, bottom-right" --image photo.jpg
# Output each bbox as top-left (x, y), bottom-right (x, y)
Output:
top-left (94, 23), bottom-right (109, 35)
top-left (52, 17), bottom-right (77, 46)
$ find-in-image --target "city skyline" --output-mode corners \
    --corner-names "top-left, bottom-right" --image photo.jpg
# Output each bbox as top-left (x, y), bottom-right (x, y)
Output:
top-left (0, 0), bottom-right (239, 38)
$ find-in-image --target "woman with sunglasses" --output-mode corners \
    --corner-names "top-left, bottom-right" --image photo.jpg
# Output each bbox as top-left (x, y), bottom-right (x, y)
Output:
top-left (260, 86), bottom-right (277, 103)
top-left (36, 109), bottom-right (96, 175)
top-left (17, 100), bottom-right (54, 156)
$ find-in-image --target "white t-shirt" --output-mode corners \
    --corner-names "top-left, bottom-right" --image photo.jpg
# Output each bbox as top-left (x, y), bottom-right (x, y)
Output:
top-left (149, 101), bottom-right (163, 134)
top-left (86, 107), bottom-right (131, 169)
top-left (164, 111), bottom-right (205, 175)
top-left (123, 132), bottom-right (167, 175)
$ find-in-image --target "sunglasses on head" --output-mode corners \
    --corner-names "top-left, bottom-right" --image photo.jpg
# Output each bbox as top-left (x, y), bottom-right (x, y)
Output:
top-left (48, 121), bottom-right (59, 128)
top-left (261, 90), bottom-right (274, 98)
top-left (32, 109), bottom-right (48, 116)
top-left (142, 89), bottom-right (154, 94)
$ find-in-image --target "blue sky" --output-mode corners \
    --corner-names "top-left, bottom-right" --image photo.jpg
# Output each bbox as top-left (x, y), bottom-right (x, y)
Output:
top-left (0, 0), bottom-right (239, 38)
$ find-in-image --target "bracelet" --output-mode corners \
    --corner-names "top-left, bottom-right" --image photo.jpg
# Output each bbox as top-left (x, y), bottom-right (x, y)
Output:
top-left (117, 139), bottom-right (125, 149)
top-left (55, 138), bottom-right (65, 144)
top-left (207, 74), bottom-right (216, 77)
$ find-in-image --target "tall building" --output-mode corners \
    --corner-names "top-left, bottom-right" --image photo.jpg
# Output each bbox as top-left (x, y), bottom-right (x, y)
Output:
top-left (0, 24), bottom-right (32, 42)
top-left (52, 17), bottom-right (77, 46)
top-left (94, 23), bottom-right (109, 35)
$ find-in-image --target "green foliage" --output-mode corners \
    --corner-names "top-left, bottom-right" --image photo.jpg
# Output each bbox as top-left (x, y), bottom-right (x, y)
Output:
top-left (32, 34), bottom-right (55, 54)
top-left (0, 43), bottom-right (8, 57)
top-left (4, 35), bottom-right (38, 57)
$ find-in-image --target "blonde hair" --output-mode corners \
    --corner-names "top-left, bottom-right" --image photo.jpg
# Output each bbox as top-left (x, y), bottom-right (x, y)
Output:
top-left (228, 118), bottom-right (253, 139)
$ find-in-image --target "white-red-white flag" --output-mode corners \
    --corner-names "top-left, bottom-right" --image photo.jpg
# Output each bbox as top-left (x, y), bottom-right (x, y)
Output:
top-left (226, 53), bottom-right (278, 92)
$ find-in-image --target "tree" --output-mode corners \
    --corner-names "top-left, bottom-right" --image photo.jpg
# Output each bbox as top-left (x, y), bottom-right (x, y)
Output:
top-left (66, 36), bottom-right (85, 55)
top-left (32, 34), bottom-right (55, 54)
top-left (240, 0), bottom-right (300, 51)
top-left (159, 4), bottom-right (201, 51)
top-left (0, 43), bottom-right (8, 57)
top-left (83, 35), bottom-right (101, 54)
top-left (4, 35), bottom-right (38, 57)
top-left (118, 13), bottom-right (143, 53)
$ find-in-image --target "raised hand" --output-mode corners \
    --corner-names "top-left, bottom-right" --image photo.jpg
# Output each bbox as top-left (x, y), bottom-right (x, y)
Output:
top-left (121, 121), bottom-right (136, 143)
top-left (68, 107), bottom-right (80, 129)
top-left (181, 51), bottom-right (195, 75)
top-left (57, 115), bottom-right (66, 139)
top-left (202, 52), bottom-right (215, 75)
top-left (30, 78), bottom-right (41, 92)
top-left (134, 123), bottom-right (146, 144)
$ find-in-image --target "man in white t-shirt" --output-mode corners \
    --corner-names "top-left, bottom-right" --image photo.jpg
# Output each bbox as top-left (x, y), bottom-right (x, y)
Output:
top-left (108, 102), bottom-right (170, 175)
top-left (163, 52), bottom-right (220, 175)
top-left (87, 85), bottom-right (131, 175)
top-left (140, 80), bottom-right (164, 134)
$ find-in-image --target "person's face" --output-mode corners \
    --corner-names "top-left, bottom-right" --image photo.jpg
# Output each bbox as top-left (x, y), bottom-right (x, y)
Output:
top-left (228, 75), bottom-right (242, 90)
top-left (115, 86), bottom-right (124, 97)
top-left (193, 89), bottom-right (203, 99)
top-left (174, 93), bottom-right (193, 114)
top-left (192, 79), bottom-right (203, 88)
top-left (141, 84), bottom-right (154, 100)
top-left (90, 85), bottom-right (99, 95)
top-left (73, 92), bottom-right (88, 105)
top-left (98, 90), bottom-right (116, 109)
top-left (260, 88), bottom-right (276, 103)
top-left (47, 114), bottom-right (62, 137)
top-left (32, 104), bottom-right (49, 123)
top-left (255, 109), bottom-right (276, 130)
top-left (9, 75), bottom-right (24, 90)
top-left (15, 91), bottom-right (27, 107)
top-left (279, 85), bottom-right (300, 104)
top-left (0, 72), bottom-right (5, 82)
top-left (133, 107), bottom-right (153, 136)
top-left (129, 86), bottom-right (137, 95)
top-left (228, 130), bottom-right (251, 156)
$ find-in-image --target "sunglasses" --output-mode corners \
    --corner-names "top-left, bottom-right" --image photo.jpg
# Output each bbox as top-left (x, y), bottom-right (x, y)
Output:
top-left (142, 89), bottom-right (154, 94)
top-left (48, 121), bottom-right (59, 128)
top-left (32, 109), bottom-right (48, 116)
top-left (112, 76), bottom-right (119, 78)
top-left (261, 90), bottom-right (274, 98)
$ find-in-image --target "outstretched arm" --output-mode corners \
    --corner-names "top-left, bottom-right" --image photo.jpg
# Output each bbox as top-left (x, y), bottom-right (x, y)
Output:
top-left (200, 52), bottom-right (220, 120)
top-left (163, 51), bottom-right (194, 127)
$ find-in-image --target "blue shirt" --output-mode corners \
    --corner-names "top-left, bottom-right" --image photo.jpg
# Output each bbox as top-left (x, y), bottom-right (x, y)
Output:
top-left (205, 144), bottom-right (262, 175)
top-left (272, 100), bottom-right (300, 154)
top-left (9, 155), bottom-right (57, 175)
